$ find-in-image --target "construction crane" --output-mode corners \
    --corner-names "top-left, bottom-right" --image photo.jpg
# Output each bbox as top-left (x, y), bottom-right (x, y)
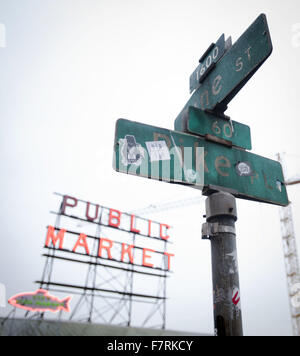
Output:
top-left (277, 153), bottom-right (300, 336)
top-left (129, 195), bottom-right (204, 216)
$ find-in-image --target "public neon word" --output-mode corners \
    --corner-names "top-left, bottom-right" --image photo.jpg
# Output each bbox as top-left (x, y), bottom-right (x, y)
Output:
top-left (45, 226), bottom-right (174, 271)
top-left (61, 195), bottom-right (171, 241)
top-left (8, 289), bottom-right (71, 313)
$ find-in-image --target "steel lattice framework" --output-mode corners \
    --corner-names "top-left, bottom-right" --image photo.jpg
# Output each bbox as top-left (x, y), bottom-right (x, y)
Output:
top-left (4, 194), bottom-right (172, 333)
top-left (278, 153), bottom-right (300, 336)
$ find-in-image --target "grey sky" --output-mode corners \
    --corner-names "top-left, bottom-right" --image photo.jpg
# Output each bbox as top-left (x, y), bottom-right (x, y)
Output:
top-left (0, 0), bottom-right (300, 336)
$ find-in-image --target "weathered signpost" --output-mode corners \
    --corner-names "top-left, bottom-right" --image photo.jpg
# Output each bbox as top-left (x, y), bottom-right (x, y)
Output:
top-left (174, 14), bottom-right (273, 131)
top-left (113, 14), bottom-right (289, 336)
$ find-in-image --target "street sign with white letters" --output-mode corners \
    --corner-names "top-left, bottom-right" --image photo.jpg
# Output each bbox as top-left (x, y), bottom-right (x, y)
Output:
top-left (113, 14), bottom-right (288, 207)
top-left (189, 34), bottom-right (230, 94)
top-left (112, 14), bottom-right (289, 337)
top-left (187, 107), bottom-right (252, 150)
top-left (113, 119), bottom-right (288, 207)
top-left (175, 14), bottom-right (273, 132)
top-left (113, 119), bottom-right (205, 188)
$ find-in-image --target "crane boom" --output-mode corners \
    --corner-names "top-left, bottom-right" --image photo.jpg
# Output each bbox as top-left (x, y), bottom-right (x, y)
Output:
top-left (278, 153), bottom-right (300, 336)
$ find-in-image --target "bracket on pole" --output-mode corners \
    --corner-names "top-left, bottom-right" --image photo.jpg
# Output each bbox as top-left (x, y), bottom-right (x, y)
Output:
top-left (202, 222), bottom-right (236, 240)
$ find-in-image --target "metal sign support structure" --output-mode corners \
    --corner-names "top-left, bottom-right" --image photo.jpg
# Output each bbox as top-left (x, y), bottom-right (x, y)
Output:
top-left (38, 199), bottom-right (169, 329)
top-left (202, 192), bottom-right (243, 336)
top-left (3, 194), bottom-right (170, 335)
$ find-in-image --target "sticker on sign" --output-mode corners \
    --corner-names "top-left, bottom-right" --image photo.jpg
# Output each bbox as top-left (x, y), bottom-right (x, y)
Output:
top-left (114, 119), bottom-right (205, 189)
top-left (146, 141), bottom-right (171, 162)
top-left (114, 119), bottom-right (288, 207)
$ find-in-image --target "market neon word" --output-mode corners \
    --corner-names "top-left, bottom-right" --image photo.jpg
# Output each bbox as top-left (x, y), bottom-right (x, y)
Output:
top-left (8, 289), bottom-right (71, 313)
top-left (45, 226), bottom-right (174, 270)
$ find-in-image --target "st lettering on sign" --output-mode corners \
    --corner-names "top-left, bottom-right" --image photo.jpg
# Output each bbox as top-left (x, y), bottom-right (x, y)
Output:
top-left (175, 14), bottom-right (273, 131)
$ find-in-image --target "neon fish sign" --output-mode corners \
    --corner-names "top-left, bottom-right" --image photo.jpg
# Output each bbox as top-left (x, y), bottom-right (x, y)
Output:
top-left (8, 289), bottom-right (71, 313)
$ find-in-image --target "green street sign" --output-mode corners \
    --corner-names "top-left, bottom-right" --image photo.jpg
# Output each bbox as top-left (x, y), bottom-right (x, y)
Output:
top-left (113, 119), bottom-right (205, 188)
top-left (175, 13), bottom-right (273, 131)
top-left (113, 119), bottom-right (288, 207)
top-left (189, 34), bottom-right (230, 94)
top-left (187, 107), bottom-right (252, 150)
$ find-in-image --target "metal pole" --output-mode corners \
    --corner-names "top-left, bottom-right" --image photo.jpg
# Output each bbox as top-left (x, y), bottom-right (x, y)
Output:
top-left (202, 191), bottom-right (243, 336)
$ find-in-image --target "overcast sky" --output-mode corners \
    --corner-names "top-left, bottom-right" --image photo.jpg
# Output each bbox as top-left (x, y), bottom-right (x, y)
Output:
top-left (0, 0), bottom-right (300, 336)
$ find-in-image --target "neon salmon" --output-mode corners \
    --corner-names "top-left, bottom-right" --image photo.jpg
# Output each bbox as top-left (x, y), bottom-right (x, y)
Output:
top-left (8, 289), bottom-right (71, 313)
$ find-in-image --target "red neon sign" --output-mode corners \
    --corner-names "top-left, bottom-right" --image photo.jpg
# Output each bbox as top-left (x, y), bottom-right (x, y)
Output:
top-left (60, 195), bottom-right (171, 241)
top-left (45, 226), bottom-right (174, 271)
top-left (49, 194), bottom-right (175, 272)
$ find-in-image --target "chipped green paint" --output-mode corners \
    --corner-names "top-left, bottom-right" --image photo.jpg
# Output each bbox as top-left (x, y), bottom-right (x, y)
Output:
top-left (113, 119), bottom-right (288, 206)
top-left (113, 119), bottom-right (205, 188)
top-left (187, 107), bottom-right (252, 150)
top-left (175, 14), bottom-right (273, 132)
top-left (189, 34), bottom-right (228, 94)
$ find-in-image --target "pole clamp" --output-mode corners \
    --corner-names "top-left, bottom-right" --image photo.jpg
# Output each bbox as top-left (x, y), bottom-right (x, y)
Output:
top-left (202, 222), bottom-right (236, 239)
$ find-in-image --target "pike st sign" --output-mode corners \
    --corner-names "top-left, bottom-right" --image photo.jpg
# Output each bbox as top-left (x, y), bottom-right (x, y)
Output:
top-left (114, 119), bottom-right (205, 188)
top-left (114, 119), bottom-right (288, 206)
top-left (112, 14), bottom-right (289, 338)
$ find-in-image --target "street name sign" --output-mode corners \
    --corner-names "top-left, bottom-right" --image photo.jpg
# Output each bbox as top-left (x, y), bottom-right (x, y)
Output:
top-left (113, 119), bottom-right (205, 188)
top-left (113, 14), bottom-right (289, 337)
top-left (187, 107), bottom-right (252, 150)
top-left (113, 119), bottom-right (288, 206)
top-left (175, 14), bottom-right (273, 132)
top-left (189, 34), bottom-right (230, 94)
